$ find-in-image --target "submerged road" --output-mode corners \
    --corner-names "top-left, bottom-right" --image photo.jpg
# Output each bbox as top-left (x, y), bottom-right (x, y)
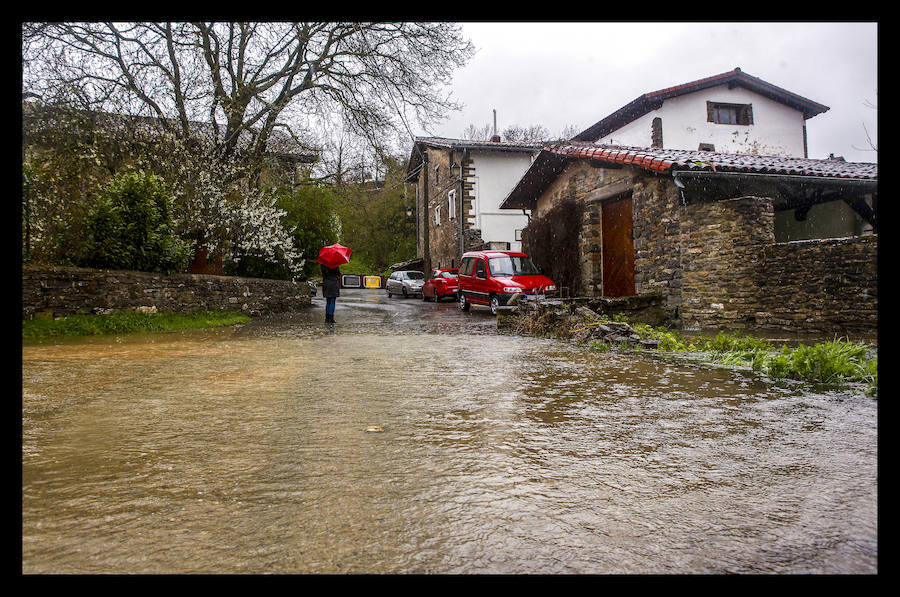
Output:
top-left (21, 287), bottom-right (878, 574)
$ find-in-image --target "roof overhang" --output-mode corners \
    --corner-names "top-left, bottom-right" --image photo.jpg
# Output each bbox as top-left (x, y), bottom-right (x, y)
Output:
top-left (672, 170), bottom-right (877, 209)
top-left (406, 137), bottom-right (542, 182)
top-left (499, 150), bottom-right (571, 210)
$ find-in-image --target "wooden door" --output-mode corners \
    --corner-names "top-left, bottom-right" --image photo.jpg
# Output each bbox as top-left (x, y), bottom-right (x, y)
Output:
top-left (601, 196), bottom-right (635, 297)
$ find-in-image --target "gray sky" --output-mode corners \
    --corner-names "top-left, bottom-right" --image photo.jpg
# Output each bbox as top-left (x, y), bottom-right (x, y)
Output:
top-left (426, 22), bottom-right (878, 163)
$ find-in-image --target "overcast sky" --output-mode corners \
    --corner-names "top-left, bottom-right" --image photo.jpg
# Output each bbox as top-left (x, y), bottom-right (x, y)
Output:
top-left (424, 22), bottom-right (878, 163)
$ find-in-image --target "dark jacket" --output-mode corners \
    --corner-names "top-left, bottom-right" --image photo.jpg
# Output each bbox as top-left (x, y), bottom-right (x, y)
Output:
top-left (321, 264), bottom-right (341, 298)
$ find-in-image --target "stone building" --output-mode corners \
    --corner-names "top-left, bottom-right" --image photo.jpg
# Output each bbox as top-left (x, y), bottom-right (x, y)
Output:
top-left (501, 143), bottom-right (877, 335)
top-left (405, 137), bottom-right (541, 273)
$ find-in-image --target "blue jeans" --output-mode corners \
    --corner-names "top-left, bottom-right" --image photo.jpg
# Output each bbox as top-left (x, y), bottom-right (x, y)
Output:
top-left (326, 297), bottom-right (336, 317)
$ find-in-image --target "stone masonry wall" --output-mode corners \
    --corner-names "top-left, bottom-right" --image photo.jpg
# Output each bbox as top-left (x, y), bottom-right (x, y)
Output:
top-left (527, 159), bottom-right (878, 336)
top-left (22, 265), bottom-right (311, 319)
top-left (679, 197), bottom-right (775, 330)
top-left (632, 173), bottom-right (683, 320)
top-left (754, 235), bottom-right (877, 334)
top-left (534, 161), bottom-right (631, 296)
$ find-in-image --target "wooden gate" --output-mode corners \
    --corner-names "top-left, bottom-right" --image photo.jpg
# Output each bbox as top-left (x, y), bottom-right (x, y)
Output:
top-left (601, 196), bottom-right (635, 297)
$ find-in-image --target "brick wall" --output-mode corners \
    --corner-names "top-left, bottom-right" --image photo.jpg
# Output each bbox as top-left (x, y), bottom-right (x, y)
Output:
top-left (22, 265), bottom-right (312, 319)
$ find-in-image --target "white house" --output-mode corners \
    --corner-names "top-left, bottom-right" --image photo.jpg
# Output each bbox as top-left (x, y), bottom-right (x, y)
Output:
top-left (405, 136), bottom-right (541, 272)
top-left (573, 67), bottom-right (829, 158)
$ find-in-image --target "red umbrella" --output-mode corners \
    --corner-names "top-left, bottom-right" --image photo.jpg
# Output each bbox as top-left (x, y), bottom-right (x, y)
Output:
top-left (316, 243), bottom-right (353, 269)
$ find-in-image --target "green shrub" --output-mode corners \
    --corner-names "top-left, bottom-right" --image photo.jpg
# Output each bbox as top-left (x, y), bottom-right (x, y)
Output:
top-left (79, 169), bottom-right (190, 273)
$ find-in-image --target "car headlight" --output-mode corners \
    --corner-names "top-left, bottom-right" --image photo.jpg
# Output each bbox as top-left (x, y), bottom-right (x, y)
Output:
top-left (545, 285), bottom-right (556, 291)
top-left (503, 287), bottom-right (521, 294)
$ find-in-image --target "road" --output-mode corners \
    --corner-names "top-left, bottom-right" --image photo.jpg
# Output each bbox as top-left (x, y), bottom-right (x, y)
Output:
top-left (284, 287), bottom-right (501, 336)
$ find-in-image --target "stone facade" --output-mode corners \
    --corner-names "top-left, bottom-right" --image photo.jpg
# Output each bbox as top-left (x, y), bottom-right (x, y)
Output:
top-left (632, 173), bottom-right (683, 313)
top-left (679, 196), bottom-right (775, 330)
top-left (22, 265), bottom-right (311, 319)
top-left (528, 161), bottom-right (878, 335)
top-left (755, 235), bottom-right (877, 334)
top-left (410, 140), bottom-right (539, 273)
top-left (419, 147), bottom-right (472, 270)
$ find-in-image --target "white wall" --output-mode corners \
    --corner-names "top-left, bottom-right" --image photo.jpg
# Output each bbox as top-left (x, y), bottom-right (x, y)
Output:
top-left (468, 150), bottom-right (533, 250)
top-left (597, 84), bottom-right (808, 157)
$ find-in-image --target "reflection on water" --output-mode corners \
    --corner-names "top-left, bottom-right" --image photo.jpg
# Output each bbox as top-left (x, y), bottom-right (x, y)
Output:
top-left (22, 315), bottom-right (877, 574)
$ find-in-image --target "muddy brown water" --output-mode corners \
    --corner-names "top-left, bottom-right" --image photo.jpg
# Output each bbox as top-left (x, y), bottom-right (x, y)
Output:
top-left (22, 290), bottom-right (877, 574)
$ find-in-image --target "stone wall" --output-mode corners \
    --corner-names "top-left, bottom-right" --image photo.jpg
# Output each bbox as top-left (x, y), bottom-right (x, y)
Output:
top-left (632, 173), bottom-right (683, 318)
top-left (679, 196), bottom-right (775, 330)
top-left (418, 147), bottom-right (481, 271)
top-left (22, 265), bottom-right (311, 319)
top-left (754, 235), bottom-right (877, 334)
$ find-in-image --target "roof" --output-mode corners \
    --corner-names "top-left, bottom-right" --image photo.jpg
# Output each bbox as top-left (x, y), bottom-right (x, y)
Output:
top-left (501, 142), bottom-right (877, 210)
top-left (406, 136), bottom-right (542, 181)
top-left (574, 67), bottom-right (830, 142)
top-left (549, 143), bottom-right (877, 179)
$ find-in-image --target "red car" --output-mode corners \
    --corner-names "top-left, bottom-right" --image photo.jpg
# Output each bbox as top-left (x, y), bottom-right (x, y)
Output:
top-left (422, 268), bottom-right (459, 302)
top-left (457, 250), bottom-right (556, 315)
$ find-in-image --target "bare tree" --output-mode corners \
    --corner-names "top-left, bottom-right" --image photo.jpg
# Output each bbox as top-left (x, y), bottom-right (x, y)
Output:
top-left (23, 22), bottom-right (474, 176)
top-left (461, 122), bottom-right (581, 143)
top-left (23, 22), bottom-right (473, 272)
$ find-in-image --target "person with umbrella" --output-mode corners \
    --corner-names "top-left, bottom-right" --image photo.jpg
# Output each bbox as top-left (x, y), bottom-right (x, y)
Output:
top-left (317, 244), bottom-right (352, 324)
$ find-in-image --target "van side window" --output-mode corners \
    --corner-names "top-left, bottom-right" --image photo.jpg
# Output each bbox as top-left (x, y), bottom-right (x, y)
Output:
top-left (475, 259), bottom-right (486, 279)
top-left (460, 257), bottom-right (473, 276)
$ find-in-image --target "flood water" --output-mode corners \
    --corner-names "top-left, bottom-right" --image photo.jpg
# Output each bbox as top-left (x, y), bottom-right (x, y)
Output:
top-left (22, 290), bottom-right (878, 574)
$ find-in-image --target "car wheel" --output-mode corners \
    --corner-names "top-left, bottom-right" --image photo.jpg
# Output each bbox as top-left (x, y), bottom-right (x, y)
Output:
top-left (459, 292), bottom-right (470, 312)
top-left (490, 295), bottom-right (500, 316)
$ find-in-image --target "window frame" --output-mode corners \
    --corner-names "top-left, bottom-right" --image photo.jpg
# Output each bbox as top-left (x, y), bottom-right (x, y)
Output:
top-left (707, 101), bottom-right (753, 126)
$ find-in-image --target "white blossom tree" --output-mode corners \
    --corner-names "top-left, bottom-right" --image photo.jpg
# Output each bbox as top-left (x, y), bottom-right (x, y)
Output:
top-left (23, 22), bottom-right (474, 276)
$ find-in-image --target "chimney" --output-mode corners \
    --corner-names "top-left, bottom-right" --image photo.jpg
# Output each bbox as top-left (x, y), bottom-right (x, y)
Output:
top-left (491, 109), bottom-right (501, 142)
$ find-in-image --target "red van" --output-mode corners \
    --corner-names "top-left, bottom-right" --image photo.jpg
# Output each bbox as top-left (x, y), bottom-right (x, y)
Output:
top-left (457, 250), bottom-right (557, 315)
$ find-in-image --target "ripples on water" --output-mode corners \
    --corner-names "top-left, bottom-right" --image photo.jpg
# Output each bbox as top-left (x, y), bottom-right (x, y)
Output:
top-left (22, 313), bottom-right (877, 574)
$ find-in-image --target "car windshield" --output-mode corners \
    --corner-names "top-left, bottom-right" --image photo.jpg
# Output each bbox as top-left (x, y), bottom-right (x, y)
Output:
top-left (406, 271), bottom-right (425, 280)
top-left (488, 256), bottom-right (540, 276)
top-left (440, 271), bottom-right (458, 278)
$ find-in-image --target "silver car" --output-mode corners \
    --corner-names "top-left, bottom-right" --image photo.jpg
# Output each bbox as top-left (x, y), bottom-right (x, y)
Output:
top-left (386, 270), bottom-right (425, 298)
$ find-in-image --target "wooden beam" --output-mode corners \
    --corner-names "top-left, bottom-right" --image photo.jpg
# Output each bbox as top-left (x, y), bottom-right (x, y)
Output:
top-left (584, 179), bottom-right (633, 203)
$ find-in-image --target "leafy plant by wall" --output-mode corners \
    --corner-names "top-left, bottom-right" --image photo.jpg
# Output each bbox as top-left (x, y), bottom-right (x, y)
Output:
top-left (521, 196), bottom-right (584, 296)
top-left (79, 170), bottom-right (191, 273)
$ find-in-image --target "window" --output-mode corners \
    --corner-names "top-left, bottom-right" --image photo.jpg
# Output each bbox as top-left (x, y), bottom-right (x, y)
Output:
top-left (707, 102), bottom-right (753, 125)
top-left (448, 189), bottom-right (456, 220)
top-left (434, 205), bottom-right (441, 225)
top-left (475, 259), bottom-right (487, 279)
top-left (488, 255), bottom-right (540, 276)
top-left (698, 143), bottom-right (716, 152)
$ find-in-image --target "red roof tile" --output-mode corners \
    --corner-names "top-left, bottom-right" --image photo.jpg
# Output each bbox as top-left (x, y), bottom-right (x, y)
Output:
top-left (547, 143), bottom-right (877, 180)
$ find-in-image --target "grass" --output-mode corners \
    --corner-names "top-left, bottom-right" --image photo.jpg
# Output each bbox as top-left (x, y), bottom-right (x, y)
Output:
top-left (22, 310), bottom-right (251, 342)
top-left (619, 321), bottom-right (877, 396)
